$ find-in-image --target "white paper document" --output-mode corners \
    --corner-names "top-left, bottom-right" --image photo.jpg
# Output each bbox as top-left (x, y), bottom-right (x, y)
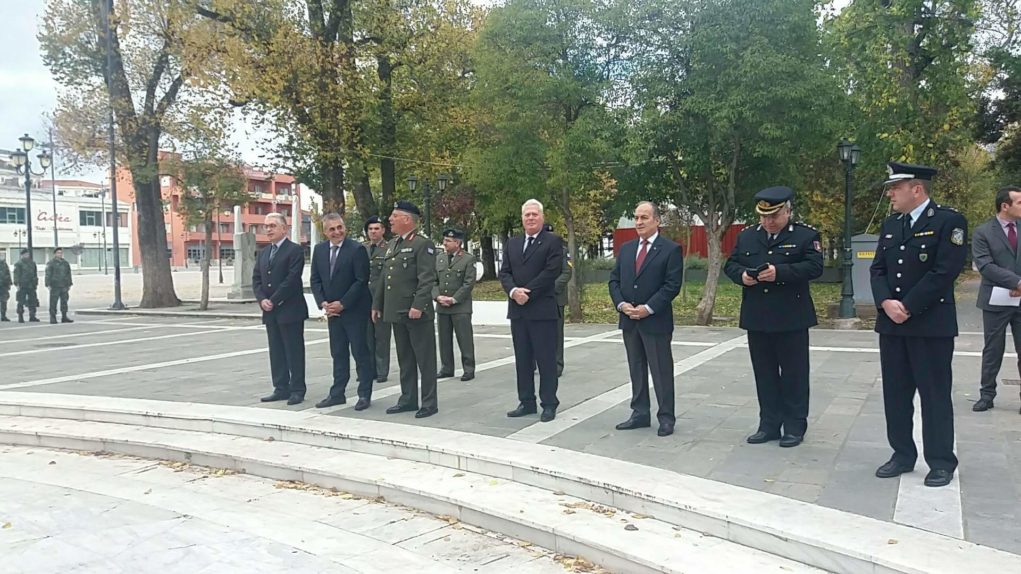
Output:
top-left (305, 293), bottom-right (325, 318)
top-left (989, 287), bottom-right (1021, 307)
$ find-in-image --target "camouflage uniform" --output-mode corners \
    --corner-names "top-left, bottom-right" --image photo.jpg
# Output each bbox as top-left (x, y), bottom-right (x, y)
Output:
top-left (434, 241), bottom-right (477, 380)
top-left (45, 255), bottom-right (74, 323)
top-left (0, 258), bottom-right (11, 321)
top-left (12, 256), bottom-right (39, 322)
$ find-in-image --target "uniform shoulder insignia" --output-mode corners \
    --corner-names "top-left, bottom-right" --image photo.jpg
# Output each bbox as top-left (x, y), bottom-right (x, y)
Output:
top-left (951, 228), bottom-right (964, 245)
top-left (937, 204), bottom-right (959, 213)
top-left (795, 221), bottom-right (816, 230)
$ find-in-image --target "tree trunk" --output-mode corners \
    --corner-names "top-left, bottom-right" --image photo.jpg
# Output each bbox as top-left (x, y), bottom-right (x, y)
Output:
top-left (320, 158), bottom-right (346, 215)
top-left (694, 225), bottom-right (726, 325)
top-left (348, 161), bottom-right (377, 220)
top-left (133, 145), bottom-right (179, 308)
top-left (378, 55), bottom-right (396, 213)
top-left (480, 234), bottom-right (497, 280)
top-left (200, 216), bottom-right (212, 311)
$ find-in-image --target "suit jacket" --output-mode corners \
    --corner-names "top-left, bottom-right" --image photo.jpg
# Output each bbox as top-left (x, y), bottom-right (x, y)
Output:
top-left (871, 200), bottom-right (967, 337)
top-left (499, 229), bottom-right (563, 321)
top-left (253, 238), bottom-right (308, 324)
top-left (973, 217), bottom-right (1021, 311)
top-left (310, 238), bottom-right (370, 323)
top-left (433, 249), bottom-right (477, 315)
top-left (609, 235), bottom-right (684, 335)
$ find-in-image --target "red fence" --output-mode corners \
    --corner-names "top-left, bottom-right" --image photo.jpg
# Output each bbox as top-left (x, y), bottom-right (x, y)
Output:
top-left (612, 225), bottom-right (745, 258)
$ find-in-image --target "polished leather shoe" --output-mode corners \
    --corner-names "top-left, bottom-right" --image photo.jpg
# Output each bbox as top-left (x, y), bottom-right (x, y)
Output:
top-left (507, 404), bottom-right (538, 418)
top-left (61, 317), bottom-right (74, 323)
top-left (436, 372), bottom-right (455, 379)
top-left (353, 398), bottom-right (370, 411)
top-left (415, 407), bottom-right (438, 419)
top-left (261, 392), bottom-right (289, 403)
top-left (386, 404), bottom-right (418, 414)
top-left (778, 434), bottom-right (803, 448)
top-left (460, 373), bottom-right (475, 381)
top-left (746, 431), bottom-right (780, 444)
top-left (376, 377), bottom-right (388, 383)
top-left (287, 394), bottom-right (304, 406)
top-left (657, 423), bottom-right (674, 437)
top-left (28, 317), bottom-right (40, 322)
top-left (540, 408), bottom-right (556, 422)
top-left (924, 469), bottom-right (954, 487)
top-left (615, 415), bottom-right (651, 431)
top-left (315, 396), bottom-right (346, 408)
top-left (875, 459), bottom-right (914, 479)
top-left (972, 397), bottom-right (994, 412)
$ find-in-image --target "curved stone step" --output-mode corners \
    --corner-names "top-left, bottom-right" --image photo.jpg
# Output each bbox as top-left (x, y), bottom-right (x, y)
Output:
top-left (0, 415), bottom-right (823, 574)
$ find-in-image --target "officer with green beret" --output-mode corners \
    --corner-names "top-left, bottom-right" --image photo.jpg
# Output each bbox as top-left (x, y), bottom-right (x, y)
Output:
top-left (45, 247), bottom-right (74, 324)
top-left (363, 215), bottom-right (391, 383)
top-left (435, 228), bottom-right (477, 382)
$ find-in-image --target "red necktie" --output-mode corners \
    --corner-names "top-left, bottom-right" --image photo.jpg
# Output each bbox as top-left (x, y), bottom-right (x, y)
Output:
top-left (635, 240), bottom-right (649, 272)
top-left (1009, 222), bottom-right (1018, 251)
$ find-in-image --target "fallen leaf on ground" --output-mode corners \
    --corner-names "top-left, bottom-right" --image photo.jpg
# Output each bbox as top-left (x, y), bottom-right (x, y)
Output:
top-left (624, 524), bottom-right (639, 531)
top-left (2, 522), bottom-right (11, 529)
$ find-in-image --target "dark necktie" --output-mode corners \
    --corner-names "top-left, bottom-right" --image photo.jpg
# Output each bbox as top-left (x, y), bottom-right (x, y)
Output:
top-left (1009, 223), bottom-right (1018, 252)
top-left (903, 215), bottom-right (912, 237)
top-left (330, 244), bottom-right (339, 276)
top-left (525, 235), bottom-right (534, 254)
top-left (269, 243), bottom-right (278, 262)
top-left (448, 253), bottom-right (454, 266)
top-left (635, 240), bottom-right (649, 272)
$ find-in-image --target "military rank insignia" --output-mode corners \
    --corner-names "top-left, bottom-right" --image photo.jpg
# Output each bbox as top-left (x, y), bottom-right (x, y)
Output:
top-left (427, 247), bottom-right (435, 254)
top-left (951, 228), bottom-right (964, 245)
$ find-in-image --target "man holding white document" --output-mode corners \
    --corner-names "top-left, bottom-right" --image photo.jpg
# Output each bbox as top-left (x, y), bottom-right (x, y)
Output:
top-left (973, 185), bottom-right (1021, 413)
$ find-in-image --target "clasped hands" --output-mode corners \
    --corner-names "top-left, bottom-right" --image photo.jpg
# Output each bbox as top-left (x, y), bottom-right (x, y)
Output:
top-left (321, 301), bottom-right (345, 318)
top-left (881, 299), bottom-right (911, 324)
top-left (436, 295), bottom-right (456, 307)
top-left (511, 288), bottom-right (530, 306)
top-left (619, 302), bottom-right (651, 320)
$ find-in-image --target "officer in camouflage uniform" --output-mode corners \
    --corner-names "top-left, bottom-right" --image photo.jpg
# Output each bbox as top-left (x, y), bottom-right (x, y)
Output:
top-left (363, 215), bottom-right (391, 383)
top-left (371, 201), bottom-right (439, 419)
top-left (434, 228), bottom-right (477, 381)
top-left (45, 247), bottom-right (74, 324)
top-left (12, 249), bottom-right (40, 323)
top-left (0, 254), bottom-right (11, 322)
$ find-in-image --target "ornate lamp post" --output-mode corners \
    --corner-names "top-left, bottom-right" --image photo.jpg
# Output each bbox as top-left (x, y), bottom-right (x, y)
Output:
top-left (405, 173), bottom-right (449, 239)
top-left (10, 134), bottom-right (52, 259)
top-left (837, 139), bottom-right (861, 319)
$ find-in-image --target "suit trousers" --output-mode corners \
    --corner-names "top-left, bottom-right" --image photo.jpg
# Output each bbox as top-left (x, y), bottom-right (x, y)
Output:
top-left (979, 308), bottom-right (1021, 400)
top-left (879, 335), bottom-right (958, 472)
top-left (511, 318), bottom-right (559, 409)
top-left (327, 316), bottom-right (375, 400)
top-left (265, 317), bottom-right (306, 396)
top-left (747, 329), bottom-right (810, 437)
top-left (438, 313), bottom-right (475, 376)
top-left (391, 319), bottom-right (438, 410)
top-left (622, 328), bottom-right (675, 424)
top-left (49, 288), bottom-right (69, 318)
top-left (366, 318), bottom-right (391, 380)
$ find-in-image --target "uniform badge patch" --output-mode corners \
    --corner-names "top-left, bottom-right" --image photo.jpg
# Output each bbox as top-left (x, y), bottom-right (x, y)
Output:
top-left (951, 228), bottom-right (964, 245)
top-left (919, 253), bottom-right (928, 262)
top-left (427, 247), bottom-right (435, 254)
top-left (813, 240), bottom-right (821, 251)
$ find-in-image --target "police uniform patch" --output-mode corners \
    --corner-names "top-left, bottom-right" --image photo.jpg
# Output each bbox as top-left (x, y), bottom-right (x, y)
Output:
top-left (813, 241), bottom-right (821, 251)
top-left (920, 253), bottom-right (928, 262)
top-left (951, 228), bottom-right (964, 245)
top-left (427, 247), bottom-right (434, 254)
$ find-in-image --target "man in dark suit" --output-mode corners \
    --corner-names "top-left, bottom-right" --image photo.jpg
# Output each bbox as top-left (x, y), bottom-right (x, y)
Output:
top-left (725, 187), bottom-right (823, 448)
top-left (310, 213), bottom-right (375, 411)
top-left (364, 216), bottom-right (391, 383)
top-left (870, 162), bottom-right (967, 488)
top-left (609, 202), bottom-right (683, 437)
top-left (500, 199), bottom-right (564, 422)
top-left (253, 213), bottom-right (309, 405)
top-left (972, 186), bottom-right (1021, 413)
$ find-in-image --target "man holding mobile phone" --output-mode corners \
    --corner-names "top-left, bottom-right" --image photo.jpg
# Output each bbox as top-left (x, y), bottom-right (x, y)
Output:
top-left (724, 186), bottom-right (823, 448)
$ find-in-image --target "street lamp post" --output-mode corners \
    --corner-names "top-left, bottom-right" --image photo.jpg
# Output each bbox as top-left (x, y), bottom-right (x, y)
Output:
top-left (405, 173), bottom-right (449, 239)
top-left (837, 139), bottom-right (861, 319)
top-left (10, 134), bottom-right (52, 261)
top-left (14, 229), bottom-right (27, 249)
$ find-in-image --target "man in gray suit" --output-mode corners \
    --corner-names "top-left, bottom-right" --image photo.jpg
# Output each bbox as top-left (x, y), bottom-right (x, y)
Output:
top-left (973, 185), bottom-right (1021, 412)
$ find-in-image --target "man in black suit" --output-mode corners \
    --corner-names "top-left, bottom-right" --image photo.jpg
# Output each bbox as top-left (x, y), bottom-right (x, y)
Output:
top-left (253, 213), bottom-right (309, 405)
top-left (609, 202), bottom-right (683, 437)
top-left (972, 185), bottom-right (1021, 413)
top-left (500, 199), bottom-right (564, 422)
top-left (310, 213), bottom-right (375, 411)
top-left (870, 162), bottom-right (967, 488)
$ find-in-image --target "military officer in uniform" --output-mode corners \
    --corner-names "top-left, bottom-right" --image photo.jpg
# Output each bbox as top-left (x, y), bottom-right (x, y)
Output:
top-left (371, 201), bottom-right (440, 418)
top-left (870, 162), bottom-right (967, 488)
top-left (45, 247), bottom-right (74, 324)
top-left (435, 228), bottom-right (477, 381)
top-left (12, 249), bottom-right (40, 323)
top-left (0, 254), bottom-right (11, 322)
top-left (725, 186), bottom-right (823, 448)
top-left (364, 215), bottom-right (391, 383)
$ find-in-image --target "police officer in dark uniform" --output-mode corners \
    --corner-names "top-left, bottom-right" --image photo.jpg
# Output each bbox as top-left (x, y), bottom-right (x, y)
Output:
top-left (363, 215), bottom-right (391, 383)
top-left (870, 162), bottom-right (967, 488)
top-left (725, 186), bottom-right (823, 448)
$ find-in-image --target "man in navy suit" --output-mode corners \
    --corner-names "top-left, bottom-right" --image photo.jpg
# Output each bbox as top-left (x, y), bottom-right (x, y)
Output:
top-left (253, 213), bottom-right (309, 405)
top-left (609, 202), bottom-right (684, 437)
top-left (500, 199), bottom-right (564, 422)
top-left (310, 213), bottom-right (375, 411)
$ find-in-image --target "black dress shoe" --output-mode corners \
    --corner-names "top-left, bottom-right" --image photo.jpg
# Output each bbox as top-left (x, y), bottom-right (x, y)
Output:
top-left (315, 396), bottom-right (346, 408)
top-left (354, 398), bottom-right (370, 411)
top-left (657, 423), bottom-right (674, 437)
top-left (28, 317), bottom-right (40, 322)
top-left (436, 372), bottom-right (454, 379)
top-left (376, 377), bottom-right (388, 383)
top-left (415, 407), bottom-right (438, 418)
top-left (615, 415), bottom-right (651, 431)
top-left (507, 404), bottom-right (538, 418)
top-left (778, 434), bottom-right (803, 448)
top-left (386, 404), bottom-right (418, 414)
top-left (875, 459), bottom-right (914, 478)
top-left (924, 469), bottom-right (954, 487)
top-left (540, 408), bottom-right (556, 422)
top-left (61, 317), bottom-right (74, 323)
top-left (261, 392), bottom-right (289, 402)
top-left (287, 394), bottom-right (304, 406)
top-left (972, 397), bottom-right (994, 412)
top-left (746, 431), bottom-right (780, 444)
top-left (460, 373), bottom-right (475, 381)
top-left (50, 318), bottom-right (57, 324)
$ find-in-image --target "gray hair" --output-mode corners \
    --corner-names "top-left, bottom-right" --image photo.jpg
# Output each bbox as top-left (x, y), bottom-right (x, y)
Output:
top-left (322, 212), bottom-right (344, 224)
top-left (635, 201), bottom-right (661, 221)
top-left (265, 212), bottom-right (288, 226)
top-left (521, 199), bottom-right (544, 214)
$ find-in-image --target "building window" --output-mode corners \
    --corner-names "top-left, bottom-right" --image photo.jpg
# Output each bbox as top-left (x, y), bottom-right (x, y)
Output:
top-left (105, 212), bottom-right (127, 227)
top-left (219, 246), bottom-right (235, 260)
top-left (79, 210), bottom-right (102, 226)
top-left (277, 185), bottom-right (291, 196)
top-left (0, 207), bottom-right (26, 224)
top-left (218, 222), bottom-right (231, 234)
top-left (187, 245), bottom-right (205, 261)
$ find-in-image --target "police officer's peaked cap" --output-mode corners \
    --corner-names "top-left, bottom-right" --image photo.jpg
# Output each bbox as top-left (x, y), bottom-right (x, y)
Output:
top-left (363, 215), bottom-right (382, 233)
top-left (20, 248), bottom-right (29, 255)
top-left (393, 200), bottom-right (421, 217)
top-left (883, 162), bottom-right (938, 185)
top-left (443, 228), bottom-right (465, 240)
top-left (754, 186), bottom-right (794, 216)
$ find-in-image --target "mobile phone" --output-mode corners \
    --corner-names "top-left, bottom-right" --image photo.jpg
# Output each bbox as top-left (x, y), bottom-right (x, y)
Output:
top-left (747, 263), bottom-right (769, 278)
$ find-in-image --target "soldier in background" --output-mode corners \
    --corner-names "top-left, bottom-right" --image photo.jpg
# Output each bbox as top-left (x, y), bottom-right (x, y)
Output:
top-left (0, 254), bottom-right (11, 322)
top-left (364, 215), bottom-right (391, 383)
top-left (435, 228), bottom-right (477, 381)
top-left (553, 227), bottom-right (572, 376)
top-left (45, 247), bottom-right (74, 324)
top-left (12, 249), bottom-right (40, 323)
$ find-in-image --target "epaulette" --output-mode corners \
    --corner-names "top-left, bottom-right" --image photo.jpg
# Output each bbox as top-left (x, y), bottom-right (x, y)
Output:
top-left (795, 221), bottom-right (816, 231)
top-left (935, 204), bottom-right (959, 213)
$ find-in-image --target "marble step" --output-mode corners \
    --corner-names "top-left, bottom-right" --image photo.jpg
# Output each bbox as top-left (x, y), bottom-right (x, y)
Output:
top-left (0, 414), bottom-right (825, 574)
